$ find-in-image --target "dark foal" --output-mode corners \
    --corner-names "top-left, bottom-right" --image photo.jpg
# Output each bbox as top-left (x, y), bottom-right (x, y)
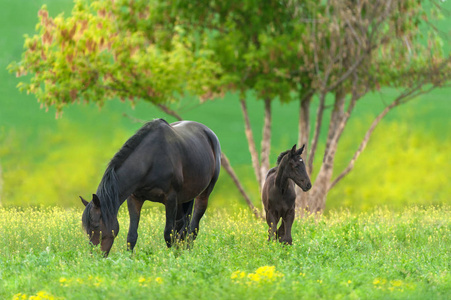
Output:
top-left (262, 144), bottom-right (312, 245)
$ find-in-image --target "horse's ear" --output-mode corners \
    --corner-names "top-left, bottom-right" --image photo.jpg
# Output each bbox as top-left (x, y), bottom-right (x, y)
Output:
top-left (290, 144), bottom-right (297, 156)
top-left (80, 196), bottom-right (89, 207)
top-left (296, 144), bottom-right (305, 156)
top-left (92, 194), bottom-right (101, 208)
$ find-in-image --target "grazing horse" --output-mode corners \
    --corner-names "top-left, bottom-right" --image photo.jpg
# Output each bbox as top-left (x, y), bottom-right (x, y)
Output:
top-left (80, 119), bottom-right (221, 256)
top-left (262, 144), bottom-right (311, 245)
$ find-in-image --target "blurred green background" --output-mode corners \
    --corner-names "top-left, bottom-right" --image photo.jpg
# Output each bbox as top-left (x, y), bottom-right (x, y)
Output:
top-left (0, 0), bottom-right (450, 212)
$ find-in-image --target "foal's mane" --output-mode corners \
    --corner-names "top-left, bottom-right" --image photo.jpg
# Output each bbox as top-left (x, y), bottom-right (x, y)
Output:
top-left (96, 118), bottom-right (169, 229)
top-left (265, 150), bottom-right (291, 179)
top-left (276, 150), bottom-right (290, 165)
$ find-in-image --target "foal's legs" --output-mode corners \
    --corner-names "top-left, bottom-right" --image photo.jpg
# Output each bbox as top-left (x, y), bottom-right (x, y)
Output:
top-left (280, 208), bottom-right (295, 245)
top-left (127, 195), bottom-right (144, 251)
top-left (266, 211), bottom-right (279, 242)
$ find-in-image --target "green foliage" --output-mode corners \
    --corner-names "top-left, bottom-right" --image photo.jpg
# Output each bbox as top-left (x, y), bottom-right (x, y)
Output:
top-left (0, 206), bottom-right (450, 299)
top-left (8, 0), bottom-right (223, 115)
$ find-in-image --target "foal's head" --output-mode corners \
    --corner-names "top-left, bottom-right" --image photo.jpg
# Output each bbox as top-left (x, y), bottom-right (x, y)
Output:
top-left (278, 144), bottom-right (312, 191)
top-left (80, 194), bottom-right (119, 256)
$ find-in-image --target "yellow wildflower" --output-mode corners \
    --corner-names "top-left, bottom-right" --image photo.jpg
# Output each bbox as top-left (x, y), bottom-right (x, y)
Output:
top-left (12, 293), bottom-right (27, 300)
top-left (391, 280), bottom-right (403, 287)
top-left (231, 270), bottom-right (246, 280)
top-left (155, 277), bottom-right (163, 284)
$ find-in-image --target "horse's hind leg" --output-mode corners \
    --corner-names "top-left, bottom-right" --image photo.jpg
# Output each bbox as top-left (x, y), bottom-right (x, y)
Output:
top-left (188, 193), bottom-right (208, 242)
top-left (127, 195), bottom-right (144, 251)
top-left (164, 191), bottom-right (178, 248)
top-left (175, 200), bottom-right (194, 241)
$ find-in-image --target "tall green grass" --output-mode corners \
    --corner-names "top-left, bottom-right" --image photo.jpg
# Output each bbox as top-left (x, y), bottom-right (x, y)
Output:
top-left (0, 206), bottom-right (449, 299)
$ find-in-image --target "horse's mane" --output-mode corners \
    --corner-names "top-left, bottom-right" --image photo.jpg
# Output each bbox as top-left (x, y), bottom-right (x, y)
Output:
top-left (96, 118), bottom-right (169, 230)
top-left (108, 118), bottom-right (169, 170)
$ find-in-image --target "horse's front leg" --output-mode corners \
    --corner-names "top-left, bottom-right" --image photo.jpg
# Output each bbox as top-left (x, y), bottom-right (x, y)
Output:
top-left (280, 208), bottom-right (295, 245)
top-left (127, 195), bottom-right (144, 251)
top-left (164, 192), bottom-right (178, 248)
top-left (266, 211), bottom-right (278, 242)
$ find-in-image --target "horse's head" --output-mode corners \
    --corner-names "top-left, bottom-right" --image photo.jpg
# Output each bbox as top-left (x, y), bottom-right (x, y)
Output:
top-left (80, 194), bottom-right (119, 256)
top-left (281, 144), bottom-right (312, 192)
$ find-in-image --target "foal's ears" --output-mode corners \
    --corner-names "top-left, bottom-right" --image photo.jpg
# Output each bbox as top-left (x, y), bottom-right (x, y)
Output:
top-left (290, 144), bottom-right (305, 157)
top-left (290, 144), bottom-right (297, 156)
top-left (295, 144), bottom-right (305, 156)
top-left (80, 196), bottom-right (89, 207)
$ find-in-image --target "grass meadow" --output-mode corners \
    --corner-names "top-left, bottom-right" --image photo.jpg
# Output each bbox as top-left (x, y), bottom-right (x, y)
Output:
top-left (1, 1), bottom-right (451, 299)
top-left (1, 205), bottom-right (450, 300)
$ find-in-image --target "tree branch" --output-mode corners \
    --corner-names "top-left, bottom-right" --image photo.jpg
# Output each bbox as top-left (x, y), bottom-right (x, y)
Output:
top-left (260, 98), bottom-right (272, 187)
top-left (307, 92), bottom-right (326, 175)
top-left (240, 98), bottom-right (262, 186)
top-left (220, 153), bottom-right (263, 220)
top-left (328, 100), bottom-right (398, 191)
top-left (328, 82), bottom-right (442, 191)
top-left (157, 103), bottom-right (183, 121)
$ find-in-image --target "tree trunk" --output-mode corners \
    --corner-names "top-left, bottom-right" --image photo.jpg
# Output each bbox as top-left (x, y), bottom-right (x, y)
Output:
top-left (260, 98), bottom-right (272, 187)
top-left (296, 93), bottom-right (312, 217)
top-left (305, 89), bottom-right (346, 213)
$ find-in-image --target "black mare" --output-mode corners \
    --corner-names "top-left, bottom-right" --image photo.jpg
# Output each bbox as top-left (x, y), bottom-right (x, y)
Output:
top-left (262, 144), bottom-right (311, 245)
top-left (81, 119), bottom-right (221, 256)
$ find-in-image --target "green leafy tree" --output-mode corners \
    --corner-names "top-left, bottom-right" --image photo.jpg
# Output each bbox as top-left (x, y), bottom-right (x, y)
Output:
top-left (8, 0), bottom-right (222, 116)
top-left (10, 0), bottom-right (451, 216)
top-left (169, 0), bottom-right (451, 215)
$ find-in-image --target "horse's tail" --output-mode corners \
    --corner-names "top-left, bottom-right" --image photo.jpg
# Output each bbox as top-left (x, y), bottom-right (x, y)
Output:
top-left (204, 128), bottom-right (221, 179)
